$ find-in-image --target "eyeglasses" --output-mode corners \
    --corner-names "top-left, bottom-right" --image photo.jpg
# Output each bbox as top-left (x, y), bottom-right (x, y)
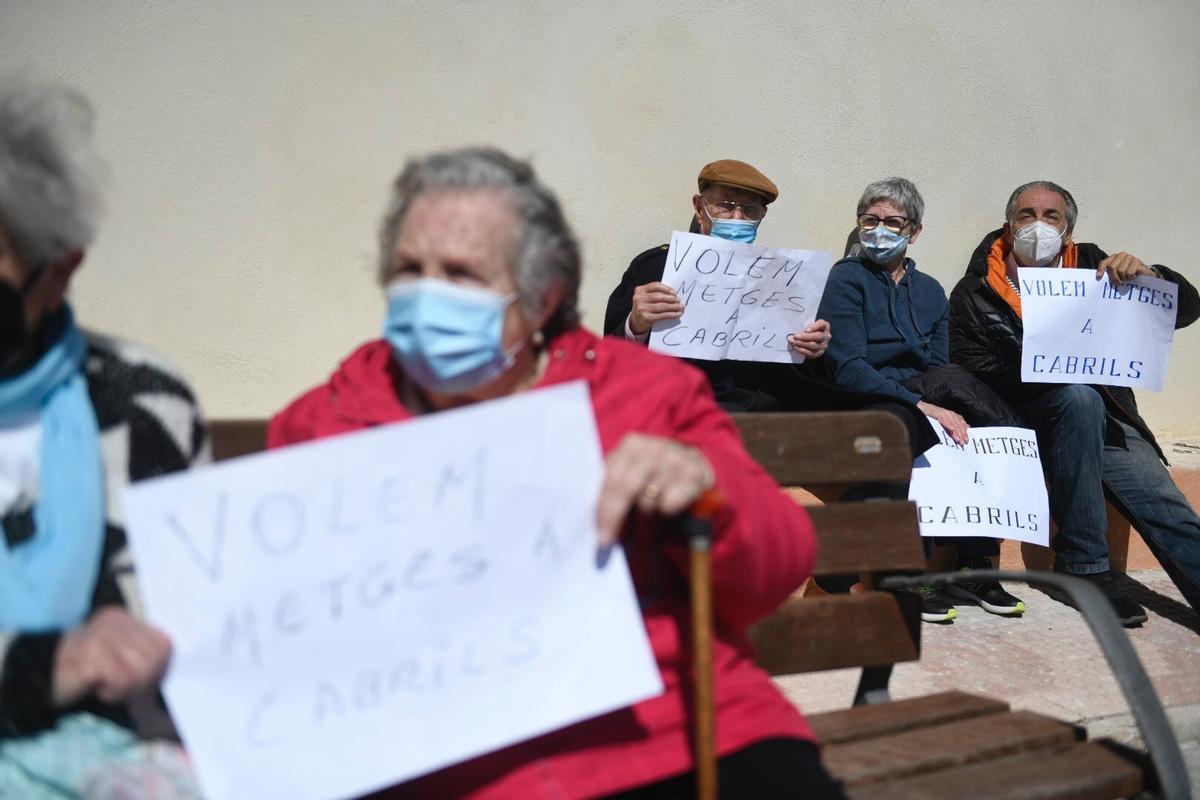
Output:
top-left (857, 214), bottom-right (914, 233)
top-left (704, 199), bottom-right (767, 222)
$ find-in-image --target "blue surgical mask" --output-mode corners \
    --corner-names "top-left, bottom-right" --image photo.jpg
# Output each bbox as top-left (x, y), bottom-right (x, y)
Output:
top-left (858, 226), bottom-right (910, 264)
top-left (704, 208), bottom-right (759, 244)
top-left (384, 278), bottom-right (522, 394)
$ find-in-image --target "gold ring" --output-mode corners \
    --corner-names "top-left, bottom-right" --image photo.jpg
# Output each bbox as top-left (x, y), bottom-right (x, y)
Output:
top-left (643, 483), bottom-right (661, 501)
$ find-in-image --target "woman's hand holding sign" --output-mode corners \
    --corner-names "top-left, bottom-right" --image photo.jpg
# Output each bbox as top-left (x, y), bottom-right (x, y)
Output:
top-left (1097, 252), bottom-right (1154, 286)
top-left (787, 319), bottom-right (832, 359)
top-left (53, 607), bottom-right (172, 707)
top-left (918, 401), bottom-right (969, 445)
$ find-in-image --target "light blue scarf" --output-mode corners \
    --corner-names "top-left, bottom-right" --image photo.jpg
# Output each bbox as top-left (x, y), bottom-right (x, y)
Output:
top-left (0, 307), bottom-right (105, 631)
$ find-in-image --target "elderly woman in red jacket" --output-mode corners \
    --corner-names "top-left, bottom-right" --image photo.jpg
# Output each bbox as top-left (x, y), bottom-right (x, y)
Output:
top-left (268, 148), bottom-right (840, 800)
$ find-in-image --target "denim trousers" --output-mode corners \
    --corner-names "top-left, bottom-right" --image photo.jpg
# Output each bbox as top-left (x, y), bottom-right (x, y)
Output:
top-left (1018, 384), bottom-right (1200, 611)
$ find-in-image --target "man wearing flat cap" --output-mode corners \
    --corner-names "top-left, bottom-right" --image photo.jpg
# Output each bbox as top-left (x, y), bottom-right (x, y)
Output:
top-left (603, 159), bottom-right (832, 411)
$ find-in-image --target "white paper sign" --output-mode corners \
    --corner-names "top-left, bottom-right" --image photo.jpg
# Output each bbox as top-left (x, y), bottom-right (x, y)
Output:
top-left (124, 382), bottom-right (663, 800)
top-left (909, 420), bottom-right (1049, 546)
top-left (1019, 268), bottom-right (1179, 390)
top-left (648, 231), bottom-right (835, 363)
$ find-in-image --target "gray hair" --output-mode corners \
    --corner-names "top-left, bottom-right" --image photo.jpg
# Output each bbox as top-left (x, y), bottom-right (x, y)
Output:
top-left (378, 147), bottom-right (581, 334)
top-left (0, 77), bottom-right (106, 268)
top-left (1005, 180), bottom-right (1078, 230)
top-left (856, 177), bottom-right (925, 225)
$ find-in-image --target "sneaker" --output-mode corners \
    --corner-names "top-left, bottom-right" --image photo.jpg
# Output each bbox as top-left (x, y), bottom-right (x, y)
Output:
top-left (1053, 570), bottom-right (1148, 628)
top-left (906, 585), bottom-right (957, 623)
top-left (947, 559), bottom-right (1026, 616)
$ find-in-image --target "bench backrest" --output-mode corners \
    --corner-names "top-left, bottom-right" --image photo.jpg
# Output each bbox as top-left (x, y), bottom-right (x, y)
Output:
top-left (730, 412), bottom-right (924, 677)
top-left (210, 419), bottom-right (268, 461)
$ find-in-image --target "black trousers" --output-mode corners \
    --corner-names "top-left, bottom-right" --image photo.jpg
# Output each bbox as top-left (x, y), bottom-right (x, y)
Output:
top-left (607, 738), bottom-right (846, 800)
top-left (901, 363), bottom-right (1025, 559)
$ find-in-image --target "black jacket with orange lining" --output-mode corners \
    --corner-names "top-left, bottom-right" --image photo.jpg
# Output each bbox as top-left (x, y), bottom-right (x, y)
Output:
top-left (948, 227), bottom-right (1199, 464)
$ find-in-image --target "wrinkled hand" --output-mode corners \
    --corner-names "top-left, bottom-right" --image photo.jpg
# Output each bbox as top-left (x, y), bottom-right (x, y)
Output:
top-left (629, 282), bottom-right (684, 336)
top-left (53, 607), bottom-right (171, 708)
top-left (1097, 252), bottom-right (1154, 286)
top-left (596, 433), bottom-right (715, 548)
top-left (918, 400), bottom-right (969, 445)
top-left (787, 319), bottom-right (832, 359)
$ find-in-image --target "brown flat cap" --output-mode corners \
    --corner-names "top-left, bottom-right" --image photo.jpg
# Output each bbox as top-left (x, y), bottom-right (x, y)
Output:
top-left (697, 159), bottom-right (778, 204)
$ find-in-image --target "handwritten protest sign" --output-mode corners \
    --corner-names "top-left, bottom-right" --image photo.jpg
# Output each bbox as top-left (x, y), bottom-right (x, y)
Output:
top-left (648, 231), bottom-right (834, 363)
top-left (124, 382), bottom-right (662, 800)
top-left (909, 420), bottom-right (1049, 546)
top-left (1019, 268), bottom-right (1179, 390)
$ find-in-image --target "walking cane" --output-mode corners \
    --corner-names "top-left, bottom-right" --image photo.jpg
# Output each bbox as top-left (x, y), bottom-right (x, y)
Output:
top-left (683, 488), bottom-right (724, 800)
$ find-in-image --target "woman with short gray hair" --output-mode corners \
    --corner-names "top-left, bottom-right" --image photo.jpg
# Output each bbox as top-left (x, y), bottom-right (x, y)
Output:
top-left (0, 78), bottom-right (206, 797)
top-left (817, 178), bottom-right (1027, 623)
top-left (270, 147), bottom-right (844, 798)
top-left (377, 147), bottom-right (582, 340)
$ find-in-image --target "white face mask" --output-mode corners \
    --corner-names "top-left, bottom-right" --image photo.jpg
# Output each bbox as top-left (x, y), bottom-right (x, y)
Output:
top-left (1011, 221), bottom-right (1064, 266)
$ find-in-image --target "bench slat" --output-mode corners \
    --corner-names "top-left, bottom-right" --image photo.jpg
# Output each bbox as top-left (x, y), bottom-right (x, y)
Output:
top-left (822, 710), bottom-right (1081, 787)
top-left (846, 741), bottom-right (1144, 800)
top-left (216, 413), bottom-right (914, 486)
top-left (808, 690), bottom-right (1008, 745)
top-left (749, 591), bottom-right (920, 675)
top-left (732, 411), bottom-right (912, 488)
top-left (808, 501), bottom-right (924, 575)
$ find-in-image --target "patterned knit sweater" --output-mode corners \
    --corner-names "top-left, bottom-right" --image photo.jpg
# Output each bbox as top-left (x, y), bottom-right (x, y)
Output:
top-left (0, 331), bottom-right (209, 737)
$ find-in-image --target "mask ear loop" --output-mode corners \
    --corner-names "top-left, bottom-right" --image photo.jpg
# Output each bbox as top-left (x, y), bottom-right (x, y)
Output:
top-left (500, 291), bottom-right (537, 368)
top-left (508, 290), bottom-right (557, 355)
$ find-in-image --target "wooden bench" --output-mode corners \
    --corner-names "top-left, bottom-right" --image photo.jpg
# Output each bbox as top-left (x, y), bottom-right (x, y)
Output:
top-left (734, 410), bottom-right (920, 705)
top-left (728, 411), bottom-right (1188, 800)
top-left (207, 415), bottom-right (1187, 798)
top-left (209, 418), bottom-right (268, 461)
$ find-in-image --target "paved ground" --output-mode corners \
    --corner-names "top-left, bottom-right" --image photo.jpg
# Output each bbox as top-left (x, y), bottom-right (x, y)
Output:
top-left (774, 568), bottom-right (1200, 795)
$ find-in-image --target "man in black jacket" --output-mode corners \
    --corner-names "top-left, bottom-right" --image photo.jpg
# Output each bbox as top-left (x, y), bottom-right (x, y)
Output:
top-left (602, 159), bottom-right (832, 412)
top-left (949, 180), bottom-right (1200, 626)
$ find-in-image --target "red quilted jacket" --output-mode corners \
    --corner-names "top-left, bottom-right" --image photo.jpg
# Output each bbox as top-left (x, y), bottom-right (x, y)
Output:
top-left (267, 327), bottom-right (818, 799)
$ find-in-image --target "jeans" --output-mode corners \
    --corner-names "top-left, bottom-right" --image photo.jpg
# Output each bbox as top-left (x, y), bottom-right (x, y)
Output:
top-left (1018, 384), bottom-right (1200, 611)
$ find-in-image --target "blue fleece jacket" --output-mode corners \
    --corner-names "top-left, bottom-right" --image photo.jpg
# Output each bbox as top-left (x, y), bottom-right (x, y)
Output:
top-left (815, 255), bottom-right (949, 405)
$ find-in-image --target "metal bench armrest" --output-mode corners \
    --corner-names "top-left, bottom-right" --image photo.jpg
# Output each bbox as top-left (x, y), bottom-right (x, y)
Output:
top-left (880, 569), bottom-right (1189, 800)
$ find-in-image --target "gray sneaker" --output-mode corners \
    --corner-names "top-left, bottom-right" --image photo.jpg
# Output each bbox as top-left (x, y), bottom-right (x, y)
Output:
top-left (1053, 570), bottom-right (1148, 627)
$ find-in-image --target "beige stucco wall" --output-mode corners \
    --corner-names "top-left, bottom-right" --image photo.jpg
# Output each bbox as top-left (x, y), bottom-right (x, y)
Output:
top-left (2, 1), bottom-right (1197, 435)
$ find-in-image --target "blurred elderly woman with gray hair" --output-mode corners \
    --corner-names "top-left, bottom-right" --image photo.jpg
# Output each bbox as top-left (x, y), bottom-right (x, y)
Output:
top-left (0, 78), bottom-right (206, 797)
top-left (269, 148), bottom-right (844, 799)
